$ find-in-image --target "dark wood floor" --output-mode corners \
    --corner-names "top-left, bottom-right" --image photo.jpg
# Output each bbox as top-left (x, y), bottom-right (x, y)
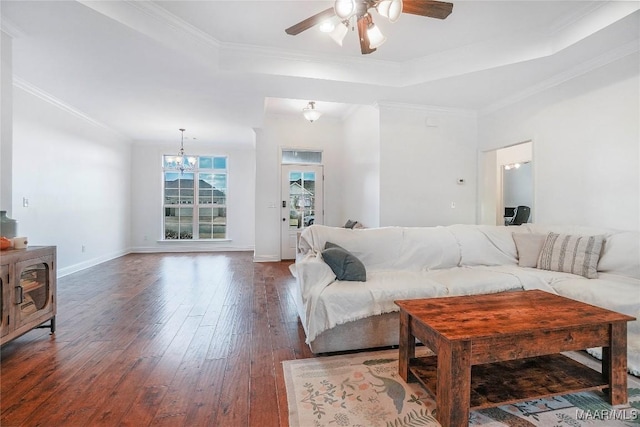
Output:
top-left (1, 252), bottom-right (315, 427)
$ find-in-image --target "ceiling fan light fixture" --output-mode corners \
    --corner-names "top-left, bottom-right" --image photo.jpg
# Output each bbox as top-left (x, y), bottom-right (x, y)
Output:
top-left (334, 0), bottom-right (356, 19)
top-left (302, 101), bottom-right (322, 122)
top-left (319, 19), bottom-right (335, 33)
top-left (367, 22), bottom-right (386, 49)
top-left (329, 21), bottom-right (349, 46)
top-left (378, 0), bottom-right (403, 22)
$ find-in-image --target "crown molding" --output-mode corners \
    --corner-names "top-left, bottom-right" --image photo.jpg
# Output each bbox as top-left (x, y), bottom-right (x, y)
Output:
top-left (78, 0), bottom-right (221, 71)
top-left (547, 1), bottom-right (608, 35)
top-left (480, 39), bottom-right (639, 117)
top-left (221, 40), bottom-right (396, 68)
top-left (126, 0), bottom-right (221, 49)
top-left (342, 104), bottom-right (364, 120)
top-left (13, 77), bottom-right (129, 140)
top-left (0, 16), bottom-right (26, 38)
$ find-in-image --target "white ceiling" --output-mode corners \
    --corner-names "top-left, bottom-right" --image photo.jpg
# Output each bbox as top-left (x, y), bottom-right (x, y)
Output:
top-left (1, 1), bottom-right (638, 146)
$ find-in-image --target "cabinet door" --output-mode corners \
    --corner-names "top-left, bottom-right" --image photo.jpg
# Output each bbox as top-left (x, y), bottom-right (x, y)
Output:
top-left (0, 264), bottom-right (9, 337)
top-left (14, 255), bottom-right (55, 329)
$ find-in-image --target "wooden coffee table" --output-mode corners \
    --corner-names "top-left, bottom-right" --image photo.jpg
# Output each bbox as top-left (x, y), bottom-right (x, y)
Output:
top-left (395, 290), bottom-right (635, 427)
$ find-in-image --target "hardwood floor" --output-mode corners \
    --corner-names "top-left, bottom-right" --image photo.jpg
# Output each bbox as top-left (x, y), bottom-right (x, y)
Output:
top-left (1, 252), bottom-right (315, 427)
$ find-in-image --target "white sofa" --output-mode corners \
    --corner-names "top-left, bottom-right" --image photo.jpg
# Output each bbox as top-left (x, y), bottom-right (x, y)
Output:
top-left (290, 223), bottom-right (640, 375)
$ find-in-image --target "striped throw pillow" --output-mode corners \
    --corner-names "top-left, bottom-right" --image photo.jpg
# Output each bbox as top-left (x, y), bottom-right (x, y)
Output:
top-left (537, 232), bottom-right (604, 279)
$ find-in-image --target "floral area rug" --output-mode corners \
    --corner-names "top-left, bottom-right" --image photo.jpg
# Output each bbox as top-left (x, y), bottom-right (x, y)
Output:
top-left (282, 349), bottom-right (640, 427)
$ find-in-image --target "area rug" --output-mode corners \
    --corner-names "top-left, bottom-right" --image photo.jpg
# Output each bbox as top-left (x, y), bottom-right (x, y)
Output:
top-left (282, 349), bottom-right (640, 427)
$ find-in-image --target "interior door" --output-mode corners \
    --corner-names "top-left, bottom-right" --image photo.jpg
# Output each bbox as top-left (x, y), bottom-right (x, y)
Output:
top-left (281, 165), bottom-right (323, 260)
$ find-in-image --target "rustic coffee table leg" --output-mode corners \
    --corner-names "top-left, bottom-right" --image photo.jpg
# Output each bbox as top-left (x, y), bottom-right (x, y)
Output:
top-left (604, 322), bottom-right (628, 405)
top-left (398, 310), bottom-right (414, 381)
top-left (436, 340), bottom-right (471, 427)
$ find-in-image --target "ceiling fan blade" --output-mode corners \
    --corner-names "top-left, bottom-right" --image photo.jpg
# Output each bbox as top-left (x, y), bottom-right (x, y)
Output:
top-left (357, 16), bottom-right (376, 55)
top-left (285, 7), bottom-right (336, 35)
top-left (402, 0), bottom-right (453, 20)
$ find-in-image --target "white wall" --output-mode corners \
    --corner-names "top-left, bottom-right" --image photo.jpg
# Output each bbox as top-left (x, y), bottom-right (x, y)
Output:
top-left (479, 53), bottom-right (640, 231)
top-left (130, 139), bottom-right (255, 252)
top-left (12, 88), bottom-right (132, 275)
top-left (1, 31), bottom-right (13, 213)
top-left (254, 114), bottom-right (344, 261)
top-left (378, 104), bottom-right (478, 226)
top-left (340, 105), bottom-right (380, 228)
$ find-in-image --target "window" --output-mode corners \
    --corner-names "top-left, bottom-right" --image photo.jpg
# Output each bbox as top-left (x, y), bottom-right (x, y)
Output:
top-left (163, 156), bottom-right (227, 240)
top-left (282, 149), bottom-right (322, 165)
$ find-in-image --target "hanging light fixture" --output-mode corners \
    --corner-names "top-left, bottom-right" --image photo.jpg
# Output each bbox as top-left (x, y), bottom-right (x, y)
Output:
top-left (329, 21), bottom-right (349, 46)
top-left (334, 0), bottom-right (356, 19)
top-left (174, 128), bottom-right (196, 172)
top-left (366, 20), bottom-right (387, 49)
top-left (319, 19), bottom-right (336, 33)
top-left (504, 162), bottom-right (523, 170)
top-left (376, 0), bottom-right (403, 22)
top-left (285, 0), bottom-right (453, 55)
top-left (327, 0), bottom-right (397, 51)
top-left (302, 101), bottom-right (322, 123)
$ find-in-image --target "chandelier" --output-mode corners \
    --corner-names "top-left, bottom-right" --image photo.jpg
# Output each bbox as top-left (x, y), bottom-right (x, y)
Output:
top-left (172, 128), bottom-right (196, 173)
top-left (302, 101), bottom-right (322, 122)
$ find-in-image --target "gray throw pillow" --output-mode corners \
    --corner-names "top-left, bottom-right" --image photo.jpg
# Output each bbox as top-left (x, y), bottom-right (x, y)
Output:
top-left (344, 219), bottom-right (357, 229)
top-left (537, 232), bottom-right (604, 279)
top-left (322, 242), bottom-right (366, 282)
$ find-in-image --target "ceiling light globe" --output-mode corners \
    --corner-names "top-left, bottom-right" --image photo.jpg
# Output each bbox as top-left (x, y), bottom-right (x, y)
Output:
top-left (377, 0), bottom-right (392, 18)
top-left (367, 24), bottom-right (386, 49)
top-left (387, 0), bottom-right (403, 22)
top-left (303, 102), bottom-right (322, 122)
top-left (329, 22), bottom-right (349, 46)
top-left (377, 0), bottom-right (402, 22)
top-left (319, 20), bottom-right (335, 33)
top-left (303, 110), bottom-right (322, 122)
top-left (334, 0), bottom-right (356, 19)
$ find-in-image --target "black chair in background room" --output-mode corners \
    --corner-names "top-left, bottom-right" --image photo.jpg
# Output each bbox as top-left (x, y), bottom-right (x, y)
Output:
top-left (507, 205), bottom-right (531, 226)
top-left (504, 207), bottom-right (516, 225)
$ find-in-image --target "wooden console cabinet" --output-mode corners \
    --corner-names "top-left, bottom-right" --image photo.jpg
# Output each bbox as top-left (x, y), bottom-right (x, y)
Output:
top-left (1, 246), bottom-right (56, 345)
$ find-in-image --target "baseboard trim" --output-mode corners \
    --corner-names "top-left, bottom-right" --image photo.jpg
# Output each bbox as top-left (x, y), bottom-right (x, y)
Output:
top-left (58, 249), bottom-right (131, 278)
top-left (253, 255), bottom-right (281, 262)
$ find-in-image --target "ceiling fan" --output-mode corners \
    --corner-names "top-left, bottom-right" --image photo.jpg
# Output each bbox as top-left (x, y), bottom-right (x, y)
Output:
top-left (285, 0), bottom-right (453, 55)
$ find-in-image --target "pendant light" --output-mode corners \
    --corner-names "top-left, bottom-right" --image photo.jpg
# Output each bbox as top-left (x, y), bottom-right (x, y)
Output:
top-left (302, 102), bottom-right (322, 123)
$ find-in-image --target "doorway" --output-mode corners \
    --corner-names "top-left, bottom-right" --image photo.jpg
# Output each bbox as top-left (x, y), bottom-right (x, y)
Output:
top-left (479, 141), bottom-right (533, 225)
top-left (281, 164), bottom-right (324, 260)
top-left (502, 161), bottom-right (533, 224)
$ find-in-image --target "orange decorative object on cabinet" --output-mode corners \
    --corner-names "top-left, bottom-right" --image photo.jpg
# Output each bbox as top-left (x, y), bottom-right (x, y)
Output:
top-left (0, 236), bottom-right (11, 250)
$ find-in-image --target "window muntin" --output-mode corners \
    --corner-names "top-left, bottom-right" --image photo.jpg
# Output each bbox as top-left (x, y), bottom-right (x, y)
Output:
top-left (163, 156), bottom-right (227, 240)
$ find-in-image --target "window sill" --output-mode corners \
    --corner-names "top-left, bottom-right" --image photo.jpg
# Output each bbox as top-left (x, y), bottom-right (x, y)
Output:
top-left (157, 239), bottom-right (231, 243)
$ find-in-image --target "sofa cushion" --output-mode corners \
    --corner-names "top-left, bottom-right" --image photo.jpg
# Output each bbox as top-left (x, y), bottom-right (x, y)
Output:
top-left (512, 233), bottom-right (547, 268)
top-left (299, 225), bottom-right (405, 270)
top-left (550, 273), bottom-right (640, 376)
top-left (597, 231), bottom-right (640, 279)
top-left (448, 224), bottom-right (518, 266)
top-left (537, 232), bottom-right (604, 279)
top-left (322, 242), bottom-right (366, 282)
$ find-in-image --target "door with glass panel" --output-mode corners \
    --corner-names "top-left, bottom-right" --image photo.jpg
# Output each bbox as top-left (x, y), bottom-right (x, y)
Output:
top-left (281, 165), bottom-right (323, 260)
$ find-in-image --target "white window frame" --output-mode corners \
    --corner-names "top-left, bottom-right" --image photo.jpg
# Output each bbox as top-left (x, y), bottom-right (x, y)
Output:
top-left (162, 155), bottom-right (228, 240)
